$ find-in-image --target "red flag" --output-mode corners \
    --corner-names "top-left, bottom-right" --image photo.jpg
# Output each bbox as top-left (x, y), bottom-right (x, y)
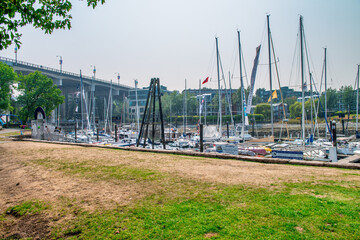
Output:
top-left (202, 77), bottom-right (209, 84)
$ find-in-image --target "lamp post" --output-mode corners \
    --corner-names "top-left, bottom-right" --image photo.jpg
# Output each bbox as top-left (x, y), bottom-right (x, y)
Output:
top-left (14, 47), bottom-right (18, 64)
top-left (56, 56), bottom-right (63, 125)
top-left (115, 72), bottom-right (120, 86)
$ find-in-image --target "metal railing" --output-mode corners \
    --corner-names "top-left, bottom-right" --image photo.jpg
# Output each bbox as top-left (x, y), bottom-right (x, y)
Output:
top-left (0, 56), bottom-right (132, 89)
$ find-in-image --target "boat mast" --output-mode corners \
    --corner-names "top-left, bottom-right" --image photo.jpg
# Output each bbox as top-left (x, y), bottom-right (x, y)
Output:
top-left (324, 48), bottom-right (328, 138)
top-left (237, 30), bottom-right (245, 139)
top-left (356, 64), bottom-right (360, 134)
top-left (216, 37), bottom-right (222, 136)
top-left (183, 79), bottom-right (187, 136)
top-left (135, 79), bottom-right (140, 132)
top-left (310, 72), bottom-right (314, 137)
top-left (267, 15), bottom-right (274, 136)
top-left (80, 70), bottom-right (84, 131)
top-left (300, 16), bottom-right (305, 142)
top-left (91, 66), bottom-right (96, 130)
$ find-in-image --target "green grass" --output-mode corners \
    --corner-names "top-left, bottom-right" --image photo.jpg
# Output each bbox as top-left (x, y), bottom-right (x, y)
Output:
top-left (22, 154), bottom-right (360, 239)
top-left (0, 131), bottom-right (20, 137)
top-left (34, 158), bottom-right (163, 182)
top-left (50, 182), bottom-right (360, 239)
top-left (6, 200), bottom-right (49, 217)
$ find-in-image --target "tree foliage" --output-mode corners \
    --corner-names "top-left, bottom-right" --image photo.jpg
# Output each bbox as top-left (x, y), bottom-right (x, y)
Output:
top-left (0, 62), bottom-right (16, 113)
top-left (162, 91), bottom-right (197, 117)
top-left (254, 103), bottom-right (271, 121)
top-left (17, 71), bottom-right (64, 122)
top-left (0, 0), bottom-right (105, 50)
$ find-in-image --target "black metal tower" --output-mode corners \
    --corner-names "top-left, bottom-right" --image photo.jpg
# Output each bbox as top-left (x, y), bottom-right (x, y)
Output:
top-left (136, 78), bottom-right (166, 149)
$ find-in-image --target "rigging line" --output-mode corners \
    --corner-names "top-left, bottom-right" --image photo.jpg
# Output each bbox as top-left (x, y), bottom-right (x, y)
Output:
top-left (241, 44), bottom-right (249, 89)
top-left (328, 52), bottom-right (338, 86)
top-left (219, 50), bottom-right (234, 125)
top-left (288, 27), bottom-right (300, 89)
top-left (229, 37), bottom-right (238, 79)
top-left (271, 34), bottom-right (290, 139)
top-left (303, 30), bottom-right (319, 86)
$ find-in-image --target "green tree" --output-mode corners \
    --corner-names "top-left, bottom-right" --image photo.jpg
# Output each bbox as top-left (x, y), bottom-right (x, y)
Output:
top-left (319, 88), bottom-right (338, 113)
top-left (0, 0), bottom-right (105, 50)
top-left (339, 85), bottom-right (355, 111)
top-left (254, 103), bottom-right (271, 121)
top-left (289, 102), bottom-right (302, 119)
top-left (0, 62), bottom-right (17, 113)
top-left (17, 71), bottom-right (64, 122)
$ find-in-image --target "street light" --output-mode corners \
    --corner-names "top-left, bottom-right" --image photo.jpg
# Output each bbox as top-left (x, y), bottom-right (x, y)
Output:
top-left (56, 55), bottom-right (63, 125)
top-left (114, 73), bottom-right (120, 86)
top-left (56, 56), bottom-right (62, 73)
top-left (14, 47), bottom-right (18, 64)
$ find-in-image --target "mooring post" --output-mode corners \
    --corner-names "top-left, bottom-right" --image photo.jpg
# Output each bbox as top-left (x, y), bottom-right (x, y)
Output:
top-left (115, 124), bottom-right (118, 142)
top-left (97, 128), bottom-right (99, 141)
top-left (341, 119), bottom-right (345, 135)
top-left (75, 125), bottom-right (77, 143)
top-left (226, 121), bottom-right (229, 138)
top-left (200, 123), bottom-right (204, 152)
top-left (332, 120), bottom-right (337, 148)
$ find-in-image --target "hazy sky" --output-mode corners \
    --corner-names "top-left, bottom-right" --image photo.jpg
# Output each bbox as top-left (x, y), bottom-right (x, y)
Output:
top-left (1, 0), bottom-right (359, 92)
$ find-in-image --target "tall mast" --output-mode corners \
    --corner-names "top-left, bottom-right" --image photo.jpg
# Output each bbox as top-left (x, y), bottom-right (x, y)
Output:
top-left (80, 70), bottom-right (84, 131)
top-left (267, 15), bottom-right (274, 136)
top-left (300, 16), bottom-right (305, 142)
top-left (184, 79), bottom-right (187, 136)
top-left (356, 64), bottom-right (359, 134)
top-left (324, 48), bottom-right (328, 138)
top-left (199, 79), bottom-right (202, 124)
top-left (310, 72), bottom-right (314, 137)
top-left (216, 37), bottom-right (222, 136)
top-left (135, 79), bottom-right (140, 132)
top-left (237, 30), bottom-right (245, 138)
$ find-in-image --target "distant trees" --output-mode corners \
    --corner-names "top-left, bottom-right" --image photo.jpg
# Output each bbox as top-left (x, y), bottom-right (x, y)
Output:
top-left (0, 62), bottom-right (16, 113)
top-left (254, 103), bottom-right (271, 121)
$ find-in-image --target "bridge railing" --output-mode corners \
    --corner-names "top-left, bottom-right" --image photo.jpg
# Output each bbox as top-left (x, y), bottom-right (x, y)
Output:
top-left (0, 56), bottom-right (131, 89)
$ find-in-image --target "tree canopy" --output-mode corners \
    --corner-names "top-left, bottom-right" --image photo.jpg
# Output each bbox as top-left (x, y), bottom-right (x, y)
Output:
top-left (0, 0), bottom-right (105, 50)
top-left (0, 62), bottom-right (16, 113)
top-left (17, 71), bottom-right (64, 122)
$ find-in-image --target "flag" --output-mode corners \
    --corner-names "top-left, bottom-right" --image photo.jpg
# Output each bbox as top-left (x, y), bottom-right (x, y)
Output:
top-left (202, 77), bottom-right (209, 84)
top-left (268, 90), bottom-right (278, 102)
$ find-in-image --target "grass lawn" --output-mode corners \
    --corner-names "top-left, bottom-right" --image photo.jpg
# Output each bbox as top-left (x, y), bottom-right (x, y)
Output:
top-left (1, 143), bottom-right (360, 239)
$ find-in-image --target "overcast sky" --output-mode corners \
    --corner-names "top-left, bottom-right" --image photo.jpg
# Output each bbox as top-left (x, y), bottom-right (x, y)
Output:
top-left (1, 0), bottom-right (359, 92)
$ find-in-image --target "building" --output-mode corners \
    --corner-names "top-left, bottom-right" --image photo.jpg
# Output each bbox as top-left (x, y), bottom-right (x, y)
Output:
top-left (128, 85), bottom-right (171, 120)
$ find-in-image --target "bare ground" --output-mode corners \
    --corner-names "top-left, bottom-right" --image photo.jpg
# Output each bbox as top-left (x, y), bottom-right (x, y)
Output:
top-left (1, 139), bottom-right (360, 238)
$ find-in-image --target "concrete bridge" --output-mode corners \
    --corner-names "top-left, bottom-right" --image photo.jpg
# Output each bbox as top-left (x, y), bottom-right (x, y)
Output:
top-left (0, 56), bottom-right (132, 122)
